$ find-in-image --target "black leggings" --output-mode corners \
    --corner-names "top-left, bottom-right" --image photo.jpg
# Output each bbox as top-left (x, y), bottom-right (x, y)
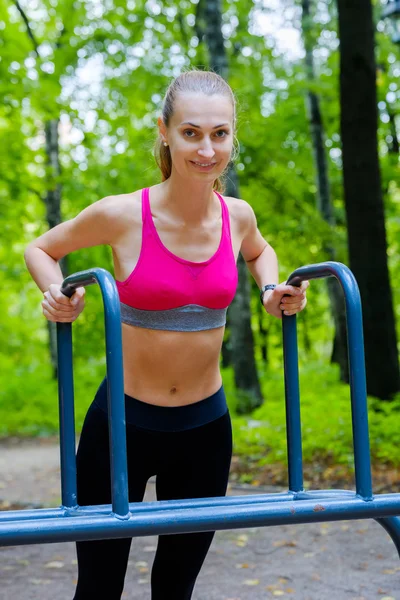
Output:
top-left (73, 388), bottom-right (232, 600)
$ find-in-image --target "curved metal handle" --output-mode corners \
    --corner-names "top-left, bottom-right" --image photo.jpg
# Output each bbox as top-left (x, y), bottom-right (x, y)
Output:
top-left (60, 271), bottom-right (99, 298)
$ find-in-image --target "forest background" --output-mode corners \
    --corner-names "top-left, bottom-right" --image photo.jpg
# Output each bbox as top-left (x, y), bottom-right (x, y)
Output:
top-left (1, 0), bottom-right (400, 490)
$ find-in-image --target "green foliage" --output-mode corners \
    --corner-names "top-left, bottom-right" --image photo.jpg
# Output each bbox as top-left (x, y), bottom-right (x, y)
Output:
top-left (0, 0), bottom-right (399, 473)
top-left (228, 362), bottom-right (400, 469)
top-left (2, 359), bottom-right (400, 479)
top-left (0, 356), bottom-right (106, 437)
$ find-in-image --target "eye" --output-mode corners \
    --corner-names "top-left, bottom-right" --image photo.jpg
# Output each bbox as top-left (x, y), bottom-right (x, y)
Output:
top-left (183, 129), bottom-right (196, 137)
top-left (215, 130), bottom-right (229, 138)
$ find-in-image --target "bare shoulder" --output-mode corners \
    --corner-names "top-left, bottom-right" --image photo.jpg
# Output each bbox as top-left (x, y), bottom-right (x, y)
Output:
top-left (97, 189), bottom-right (142, 241)
top-left (100, 189), bottom-right (142, 221)
top-left (221, 195), bottom-right (255, 236)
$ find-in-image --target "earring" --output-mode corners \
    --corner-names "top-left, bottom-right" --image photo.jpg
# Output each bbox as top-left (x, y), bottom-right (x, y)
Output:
top-left (163, 142), bottom-right (168, 147)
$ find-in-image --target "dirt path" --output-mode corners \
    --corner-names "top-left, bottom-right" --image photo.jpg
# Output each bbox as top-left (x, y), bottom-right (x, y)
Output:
top-left (1, 438), bottom-right (399, 600)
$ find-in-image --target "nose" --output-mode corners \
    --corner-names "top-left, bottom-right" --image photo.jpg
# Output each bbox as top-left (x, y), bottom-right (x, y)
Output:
top-left (197, 138), bottom-right (215, 159)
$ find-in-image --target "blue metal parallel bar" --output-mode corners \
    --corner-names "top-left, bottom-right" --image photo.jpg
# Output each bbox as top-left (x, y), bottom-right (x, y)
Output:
top-left (285, 262), bottom-right (373, 500)
top-left (2, 494), bottom-right (400, 547)
top-left (59, 268), bottom-right (129, 518)
top-left (56, 324), bottom-right (77, 509)
top-left (282, 314), bottom-right (303, 493)
top-left (4, 261), bottom-right (397, 553)
top-left (0, 489), bottom-right (357, 524)
top-left (376, 517), bottom-right (400, 556)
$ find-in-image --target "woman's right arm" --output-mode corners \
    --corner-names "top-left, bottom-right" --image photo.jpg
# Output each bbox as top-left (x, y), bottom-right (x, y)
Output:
top-left (24, 195), bottom-right (120, 322)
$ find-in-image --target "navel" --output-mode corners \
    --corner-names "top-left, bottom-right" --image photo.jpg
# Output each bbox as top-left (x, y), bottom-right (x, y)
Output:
top-left (170, 386), bottom-right (177, 394)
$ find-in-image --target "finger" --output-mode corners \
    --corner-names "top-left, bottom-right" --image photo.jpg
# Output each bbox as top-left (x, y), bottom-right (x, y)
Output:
top-left (283, 285), bottom-right (303, 297)
top-left (42, 299), bottom-right (75, 318)
top-left (70, 289), bottom-right (86, 306)
top-left (42, 307), bottom-right (76, 323)
top-left (281, 294), bottom-right (304, 304)
top-left (282, 298), bottom-right (308, 315)
top-left (48, 287), bottom-right (72, 305)
top-left (44, 291), bottom-right (73, 312)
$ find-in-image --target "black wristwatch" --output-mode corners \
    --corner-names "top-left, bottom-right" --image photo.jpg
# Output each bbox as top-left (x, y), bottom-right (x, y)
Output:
top-left (260, 284), bottom-right (277, 305)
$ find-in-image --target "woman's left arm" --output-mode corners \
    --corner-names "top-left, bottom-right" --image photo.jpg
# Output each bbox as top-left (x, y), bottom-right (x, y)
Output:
top-left (239, 201), bottom-right (309, 320)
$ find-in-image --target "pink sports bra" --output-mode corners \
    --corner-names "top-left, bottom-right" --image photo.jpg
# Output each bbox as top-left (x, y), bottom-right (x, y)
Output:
top-left (115, 188), bottom-right (238, 331)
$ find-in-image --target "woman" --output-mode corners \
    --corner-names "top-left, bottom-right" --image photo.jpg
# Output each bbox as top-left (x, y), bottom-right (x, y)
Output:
top-left (24, 70), bottom-right (308, 599)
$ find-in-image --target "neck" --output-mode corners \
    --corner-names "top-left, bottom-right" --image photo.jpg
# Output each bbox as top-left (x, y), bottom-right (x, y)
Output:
top-left (157, 172), bottom-right (219, 225)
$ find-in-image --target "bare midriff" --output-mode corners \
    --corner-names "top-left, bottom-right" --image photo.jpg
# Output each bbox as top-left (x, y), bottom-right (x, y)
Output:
top-left (121, 322), bottom-right (224, 406)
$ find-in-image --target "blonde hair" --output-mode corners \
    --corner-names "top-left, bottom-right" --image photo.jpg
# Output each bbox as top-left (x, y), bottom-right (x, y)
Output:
top-left (154, 70), bottom-right (239, 193)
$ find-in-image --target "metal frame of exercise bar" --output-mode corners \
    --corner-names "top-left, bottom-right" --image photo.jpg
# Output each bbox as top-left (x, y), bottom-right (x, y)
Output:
top-left (1, 261), bottom-right (400, 559)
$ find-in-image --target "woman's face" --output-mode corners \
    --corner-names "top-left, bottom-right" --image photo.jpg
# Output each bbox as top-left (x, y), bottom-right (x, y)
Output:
top-left (159, 92), bottom-right (234, 182)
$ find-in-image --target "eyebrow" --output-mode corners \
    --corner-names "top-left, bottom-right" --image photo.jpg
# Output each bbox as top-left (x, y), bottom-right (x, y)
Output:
top-left (180, 122), bottom-right (230, 129)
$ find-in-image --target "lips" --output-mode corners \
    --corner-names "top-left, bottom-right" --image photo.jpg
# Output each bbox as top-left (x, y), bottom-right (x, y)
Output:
top-left (190, 161), bottom-right (217, 169)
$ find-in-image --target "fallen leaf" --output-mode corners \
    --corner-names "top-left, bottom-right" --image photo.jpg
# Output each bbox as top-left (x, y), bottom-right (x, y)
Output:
top-left (380, 597), bottom-right (395, 600)
top-left (243, 579), bottom-right (259, 586)
top-left (382, 569), bottom-right (395, 575)
top-left (236, 563), bottom-right (249, 569)
top-left (45, 561), bottom-right (64, 569)
top-left (304, 552), bottom-right (314, 558)
top-left (285, 588), bottom-right (294, 594)
top-left (311, 573), bottom-right (321, 581)
top-left (273, 540), bottom-right (297, 548)
top-left (134, 561), bottom-right (148, 568)
top-left (17, 560), bottom-right (30, 566)
top-left (236, 534), bottom-right (248, 547)
top-left (273, 592), bottom-right (285, 597)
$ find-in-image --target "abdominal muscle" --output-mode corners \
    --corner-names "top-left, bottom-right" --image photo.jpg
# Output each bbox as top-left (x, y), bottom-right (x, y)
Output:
top-left (121, 322), bottom-right (225, 406)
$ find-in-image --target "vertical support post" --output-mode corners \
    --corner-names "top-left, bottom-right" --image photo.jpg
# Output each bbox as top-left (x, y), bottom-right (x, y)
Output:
top-left (101, 275), bottom-right (130, 519)
top-left (57, 323), bottom-right (77, 509)
top-left (282, 314), bottom-right (304, 493)
top-left (59, 268), bottom-right (129, 518)
top-left (341, 268), bottom-right (373, 500)
top-left (285, 262), bottom-right (373, 501)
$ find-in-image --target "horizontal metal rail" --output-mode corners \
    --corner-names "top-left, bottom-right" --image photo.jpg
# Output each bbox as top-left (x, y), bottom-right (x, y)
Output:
top-left (1, 493), bottom-right (400, 547)
top-left (0, 489), bottom-right (356, 524)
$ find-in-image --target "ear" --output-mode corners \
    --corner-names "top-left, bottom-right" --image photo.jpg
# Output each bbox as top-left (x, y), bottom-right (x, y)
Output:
top-left (157, 116), bottom-right (167, 142)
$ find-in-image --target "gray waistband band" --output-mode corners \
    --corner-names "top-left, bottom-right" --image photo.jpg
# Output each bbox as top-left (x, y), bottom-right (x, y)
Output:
top-left (120, 303), bottom-right (227, 331)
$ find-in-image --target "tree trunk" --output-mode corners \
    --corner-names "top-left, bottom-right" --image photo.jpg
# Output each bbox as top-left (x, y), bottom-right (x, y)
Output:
top-left (199, 0), bottom-right (263, 412)
top-left (336, 0), bottom-right (400, 399)
top-left (44, 118), bottom-right (68, 379)
top-left (302, 0), bottom-right (349, 382)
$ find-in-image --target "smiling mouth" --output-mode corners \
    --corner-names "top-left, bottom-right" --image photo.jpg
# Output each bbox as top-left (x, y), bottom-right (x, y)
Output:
top-left (190, 161), bottom-right (217, 167)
